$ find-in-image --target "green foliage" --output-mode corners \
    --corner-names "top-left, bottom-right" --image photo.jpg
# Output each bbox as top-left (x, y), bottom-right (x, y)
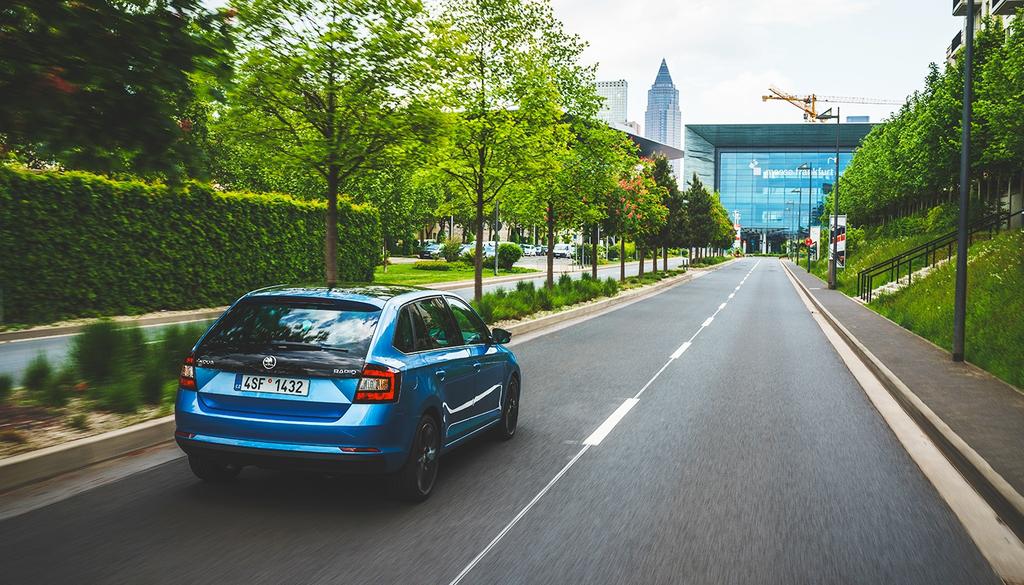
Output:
top-left (441, 240), bottom-right (463, 263)
top-left (219, 0), bottom-right (439, 285)
top-left (23, 354), bottom-right (53, 393)
top-left (139, 362), bottom-right (166, 405)
top-left (840, 14), bottom-right (1024, 225)
top-left (414, 261), bottom-right (456, 271)
top-left (96, 377), bottom-right (142, 413)
top-left (72, 321), bottom-right (123, 383)
top-left (433, 0), bottom-right (597, 298)
top-left (0, 0), bottom-right (234, 177)
top-left (471, 274), bottom-right (622, 324)
top-left (496, 243), bottom-right (523, 270)
top-left (0, 166), bottom-right (379, 324)
top-left (0, 375), bottom-right (12, 401)
top-left (41, 366), bottom-right (77, 407)
top-left (68, 413), bottom-right (89, 431)
top-left (155, 323), bottom-right (208, 378)
top-left (871, 229), bottom-right (1024, 389)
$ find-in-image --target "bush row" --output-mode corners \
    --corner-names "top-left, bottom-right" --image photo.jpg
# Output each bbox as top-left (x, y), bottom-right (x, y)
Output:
top-left (13, 320), bottom-right (208, 413)
top-left (0, 166), bottom-right (381, 324)
top-left (472, 273), bottom-right (619, 324)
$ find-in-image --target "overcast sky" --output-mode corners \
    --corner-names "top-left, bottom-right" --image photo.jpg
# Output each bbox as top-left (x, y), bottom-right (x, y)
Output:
top-left (550, 0), bottom-right (962, 128)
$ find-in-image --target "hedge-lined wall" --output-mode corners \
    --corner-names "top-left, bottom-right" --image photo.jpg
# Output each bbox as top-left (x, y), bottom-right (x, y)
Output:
top-left (0, 166), bottom-right (380, 324)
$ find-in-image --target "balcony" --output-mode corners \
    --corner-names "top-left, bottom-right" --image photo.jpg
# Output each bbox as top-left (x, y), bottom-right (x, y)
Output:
top-left (992, 0), bottom-right (1024, 15)
top-left (947, 30), bottom-right (964, 61)
top-left (952, 0), bottom-right (982, 16)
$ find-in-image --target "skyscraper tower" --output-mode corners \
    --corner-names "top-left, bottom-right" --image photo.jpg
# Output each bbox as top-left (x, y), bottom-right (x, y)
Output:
top-left (644, 59), bottom-right (682, 164)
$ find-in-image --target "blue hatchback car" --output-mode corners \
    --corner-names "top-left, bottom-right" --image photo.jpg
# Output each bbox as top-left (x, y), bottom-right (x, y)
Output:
top-left (174, 285), bottom-right (520, 501)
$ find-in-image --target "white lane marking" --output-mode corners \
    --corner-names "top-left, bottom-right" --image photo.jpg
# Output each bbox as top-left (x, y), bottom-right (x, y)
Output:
top-left (735, 286), bottom-right (741, 291)
top-left (701, 317), bottom-right (714, 327)
top-left (633, 358), bottom-right (675, 400)
top-left (446, 445), bottom-right (591, 585)
top-left (583, 399), bottom-right (640, 446)
top-left (780, 261), bottom-right (1024, 581)
top-left (671, 341), bottom-right (692, 360)
top-left (729, 293), bottom-right (735, 299)
top-left (718, 303), bottom-right (727, 310)
top-left (449, 259), bottom-right (756, 585)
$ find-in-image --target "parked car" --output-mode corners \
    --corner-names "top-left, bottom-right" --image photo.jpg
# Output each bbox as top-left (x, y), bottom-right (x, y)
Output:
top-left (538, 245), bottom-right (549, 256)
top-left (553, 243), bottom-right (574, 259)
top-left (520, 244), bottom-right (536, 256)
top-left (418, 243), bottom-right (442, 259)
top-left (175, 285), bottom-right (521, 501)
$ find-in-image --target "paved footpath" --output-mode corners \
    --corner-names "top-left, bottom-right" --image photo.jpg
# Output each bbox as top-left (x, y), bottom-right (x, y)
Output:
top-left (786, 262), bottom-right (1024, 519)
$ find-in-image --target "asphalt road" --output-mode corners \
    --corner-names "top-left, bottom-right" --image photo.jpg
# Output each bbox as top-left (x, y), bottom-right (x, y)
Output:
top-left (0, 256), bottom-right (685, 382)
top-left (0, 258), bottom-right (999, 584)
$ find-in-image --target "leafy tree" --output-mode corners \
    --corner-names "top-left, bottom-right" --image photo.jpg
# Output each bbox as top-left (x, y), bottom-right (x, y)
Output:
top-left (650, 155), bottom-right (687, 271)
top-left (432, 0), bottom-right (596, 300)
top-left (222, 0), bottom-right (441, 285)
top-left (0, 0), bottom-right (234, 176)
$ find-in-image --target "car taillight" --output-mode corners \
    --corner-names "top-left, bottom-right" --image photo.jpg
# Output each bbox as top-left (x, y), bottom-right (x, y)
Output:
top-left (179, 354), bottom-right (197, 391)
top-left (355, 364), bottom-right (400, 403)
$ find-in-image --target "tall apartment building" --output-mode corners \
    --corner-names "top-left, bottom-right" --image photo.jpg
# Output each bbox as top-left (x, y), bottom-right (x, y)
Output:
top-left (595, 80), bottom-right (628, 126)
top-left (948, 0), bottom-right (1020, 60)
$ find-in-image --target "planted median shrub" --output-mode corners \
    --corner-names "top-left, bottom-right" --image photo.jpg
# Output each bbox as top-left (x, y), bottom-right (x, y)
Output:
top-left (22, 354), bottom-right (52, 393)
top-left (496, 243), bottom-right (523, 270)
top-left (471, 274), bottom-right (621, 324)
top-left (0, 166), bottom-right (381, 325)
top-left (441, 240), bottom-right (463, 263)
top-left (0, 375), bottom-right (12, 401)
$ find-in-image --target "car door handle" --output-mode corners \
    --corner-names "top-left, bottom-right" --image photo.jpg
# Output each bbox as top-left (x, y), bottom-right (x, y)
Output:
top-left (435, 370), bottom-right (446, 381)
top-left (472, 362), bottom-right (482, 370)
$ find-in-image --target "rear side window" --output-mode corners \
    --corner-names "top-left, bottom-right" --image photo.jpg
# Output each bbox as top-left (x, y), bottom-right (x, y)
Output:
top-left (394, 307), bottom-right (415, 353)
top-left (202, 300), bottom-right (381, 356)
top-left (409, 298), bottom-right (459, 351)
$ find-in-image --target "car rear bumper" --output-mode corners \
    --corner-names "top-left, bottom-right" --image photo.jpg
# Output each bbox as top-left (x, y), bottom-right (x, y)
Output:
top-left (175, 389), bottom-right (410, 473)
top-left (176, 435), bottom-right (391, 474)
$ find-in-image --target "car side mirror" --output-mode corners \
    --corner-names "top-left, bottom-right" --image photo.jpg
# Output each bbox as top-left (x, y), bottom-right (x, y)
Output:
top-left (491, 328), bottom-right (512, 345)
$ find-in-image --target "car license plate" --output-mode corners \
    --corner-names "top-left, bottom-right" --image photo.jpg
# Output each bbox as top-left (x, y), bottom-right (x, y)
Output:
top-left (235, 374), bottom-right (309, 397)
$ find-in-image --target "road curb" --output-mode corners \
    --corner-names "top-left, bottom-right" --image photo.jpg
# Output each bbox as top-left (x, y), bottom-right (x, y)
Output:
top-left (0, 260), bottom-right (727, 494)
top-left (781, 260), bottom-right (1024, 541)
top-left (0, 309), bottom-right (227, 343)
top-left (0, 415), bottom-right (174, 493)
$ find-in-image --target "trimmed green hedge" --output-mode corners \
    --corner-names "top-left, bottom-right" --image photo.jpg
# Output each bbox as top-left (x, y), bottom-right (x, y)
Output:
top-left (0, 166), bottom-right (380, 324)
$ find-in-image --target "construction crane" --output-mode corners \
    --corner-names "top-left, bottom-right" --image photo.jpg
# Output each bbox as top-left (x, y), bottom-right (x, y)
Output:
top-left (762, 86), bottom-right (903, 121)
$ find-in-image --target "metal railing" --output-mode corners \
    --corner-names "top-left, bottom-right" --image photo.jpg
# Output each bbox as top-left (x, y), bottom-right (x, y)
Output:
top-left (857, 208), bottom-right (1022, 303)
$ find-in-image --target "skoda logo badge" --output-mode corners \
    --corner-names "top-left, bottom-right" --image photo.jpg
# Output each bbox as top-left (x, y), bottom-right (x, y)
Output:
top-left (262, 356), bottom-right (277, 370)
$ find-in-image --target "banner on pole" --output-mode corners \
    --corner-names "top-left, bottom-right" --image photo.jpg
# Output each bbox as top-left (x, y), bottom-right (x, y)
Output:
top-left (828, 216), bottom-right (847, 269)
top-left (810, 227), bottom-right (821, 261)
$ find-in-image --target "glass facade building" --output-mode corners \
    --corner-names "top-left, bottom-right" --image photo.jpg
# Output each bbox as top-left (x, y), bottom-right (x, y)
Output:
top-left (717, 150), bottom-right (853, 232)
top-left (645, 59), bottom-right (682, 177)
top-left (683, 124), bottom-right (874, 250)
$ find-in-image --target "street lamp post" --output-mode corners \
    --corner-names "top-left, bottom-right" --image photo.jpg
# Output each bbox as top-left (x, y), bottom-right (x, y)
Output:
top-left (952, 0), bottom-right (975, 362)
top-left (816, 108), bottom-right (841, 289)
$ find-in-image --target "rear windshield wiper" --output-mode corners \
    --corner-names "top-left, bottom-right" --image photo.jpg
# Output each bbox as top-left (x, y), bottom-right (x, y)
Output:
top-left (269, 341), bottom-right (350, 353)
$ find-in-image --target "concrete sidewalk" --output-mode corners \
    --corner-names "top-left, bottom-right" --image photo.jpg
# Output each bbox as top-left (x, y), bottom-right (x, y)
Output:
top-left (785, 261), bottom-right (1024, 522)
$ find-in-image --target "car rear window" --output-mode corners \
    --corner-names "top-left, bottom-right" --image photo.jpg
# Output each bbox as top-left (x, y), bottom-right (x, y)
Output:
top-left (201, 299), bottom-right (381, 357)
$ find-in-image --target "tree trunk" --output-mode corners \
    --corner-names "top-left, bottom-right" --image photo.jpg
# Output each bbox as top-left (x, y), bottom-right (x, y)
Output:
top-left (325, 167), bottom-right (339, 287)
top-left (591, 225), bottom-right (599, 280)
top-left (620, 238), bottom-right (626, 282)
top-left (546, 202), bottom-right (555, 289)
top-left (663, 247), bottom-right (669, 271)
top-left (652, 249), bottom-right (657, 273)
top-left (638, 248), bottom-right (645, 277)
top-left (474, 192), bottom-right (485, 301)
